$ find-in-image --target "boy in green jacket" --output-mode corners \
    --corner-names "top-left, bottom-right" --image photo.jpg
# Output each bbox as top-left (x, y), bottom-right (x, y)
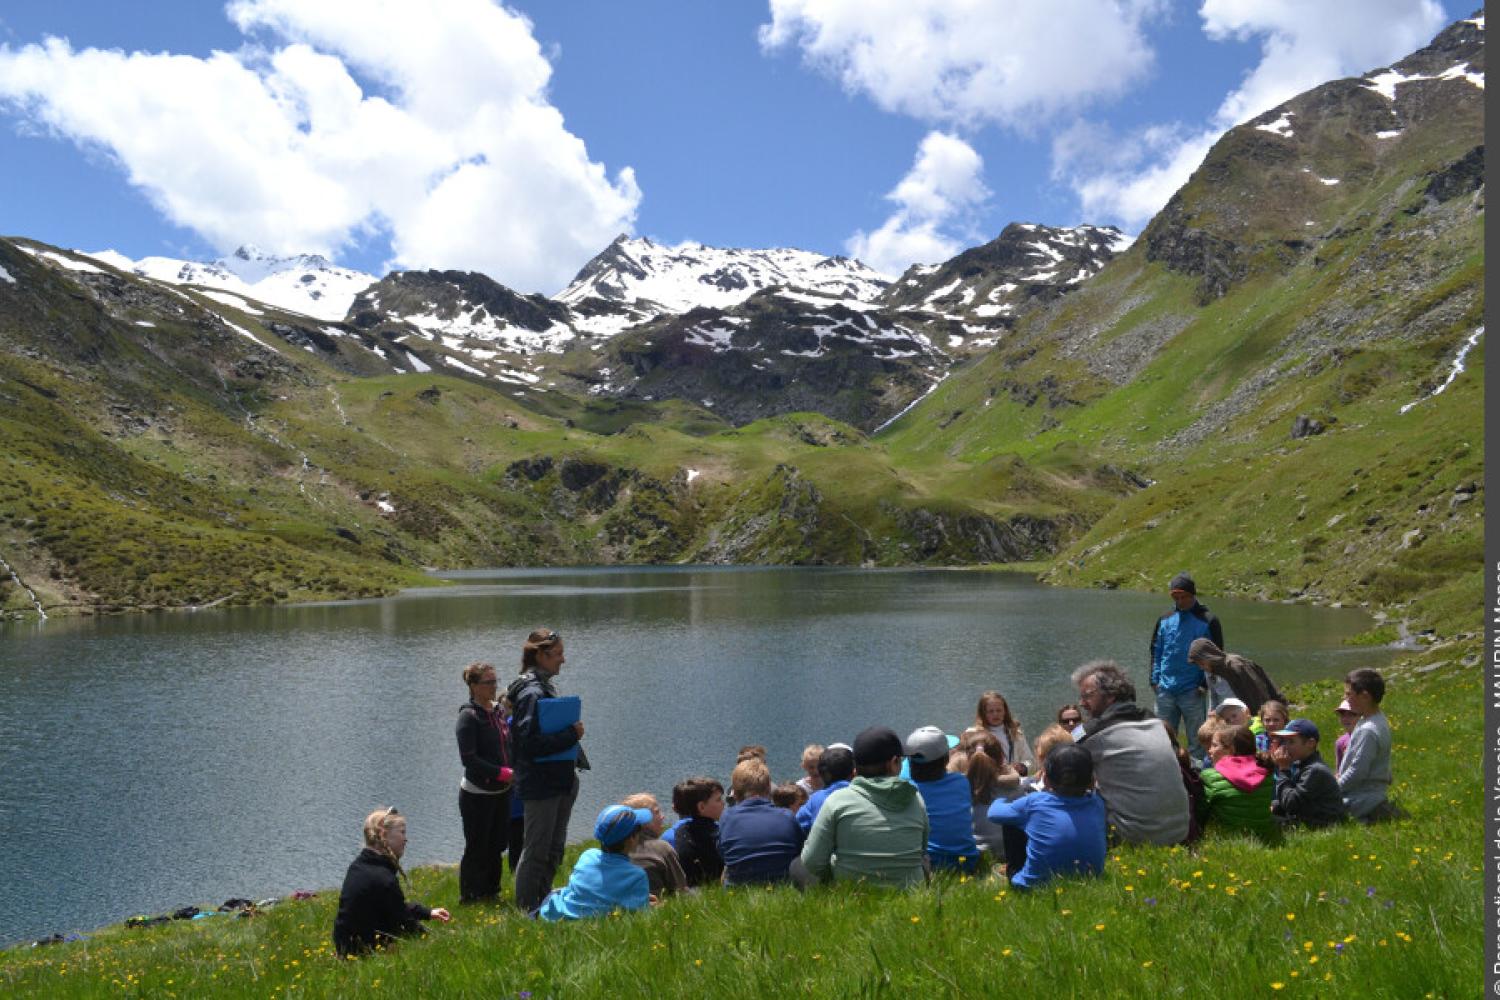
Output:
top-left (793, 726), bottom-right (930, 889)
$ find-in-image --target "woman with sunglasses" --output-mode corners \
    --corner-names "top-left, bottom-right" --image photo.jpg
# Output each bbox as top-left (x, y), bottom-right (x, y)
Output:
top-left (506, 628), bottom-right (589, 913)
top-left (1057, 705), bottom-right (1084, 733)
top-left (456, 661), bottom-right (513, 904)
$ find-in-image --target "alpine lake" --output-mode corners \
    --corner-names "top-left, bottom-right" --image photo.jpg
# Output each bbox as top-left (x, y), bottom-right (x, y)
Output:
top-left (0, 566), bottom-right (1398, 945)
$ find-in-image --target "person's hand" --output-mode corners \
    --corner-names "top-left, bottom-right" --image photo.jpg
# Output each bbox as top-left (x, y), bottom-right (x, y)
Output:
top-left (430, 907), bottom-right (451, 922)
top-left (1269, 743), bottom-right (1291, 771)
top-left (648, 894), bottom-right (661, 907)
top-left (572, 721), bottom-right (585, 738)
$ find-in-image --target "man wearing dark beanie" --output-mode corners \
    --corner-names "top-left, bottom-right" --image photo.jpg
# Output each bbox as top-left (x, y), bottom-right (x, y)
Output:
top-left (1149, 571), bottom-right (1224, 764)
top-left (793, 726), bottom-right (929, 889)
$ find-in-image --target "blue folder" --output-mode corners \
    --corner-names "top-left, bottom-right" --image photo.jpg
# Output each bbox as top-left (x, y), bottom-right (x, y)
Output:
top-left (534, 695), bottom-right (581, 762)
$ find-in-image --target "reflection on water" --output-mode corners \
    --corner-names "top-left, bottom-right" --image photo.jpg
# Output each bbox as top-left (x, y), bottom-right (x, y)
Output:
top-left (0, 566), bottom-right (1392, 944)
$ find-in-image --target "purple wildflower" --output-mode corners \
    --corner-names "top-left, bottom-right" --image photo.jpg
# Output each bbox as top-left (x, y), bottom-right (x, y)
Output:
top-left (1365, 886), bottom-right (1377, 897)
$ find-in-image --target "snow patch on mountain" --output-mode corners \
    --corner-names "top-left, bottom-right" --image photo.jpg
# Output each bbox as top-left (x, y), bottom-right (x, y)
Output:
top-left (201, 290), bottom-right (264, 315)
top-left (21, 246), bottom-right (105, 273)
top-left (1364, 61), bottom-right (1484, 101)
top-left (1256, 113), bottom-right (1295, 137)
top-left (0, 263), bottom-right (13, 283)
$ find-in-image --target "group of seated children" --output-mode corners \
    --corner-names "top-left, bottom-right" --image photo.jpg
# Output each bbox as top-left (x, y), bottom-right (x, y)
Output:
top-left (337, 667), bottom-right (1398, 944)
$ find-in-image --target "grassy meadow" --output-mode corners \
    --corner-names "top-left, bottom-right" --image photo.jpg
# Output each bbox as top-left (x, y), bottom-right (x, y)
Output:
top-left (1, 642), bottom-right (1481, 998)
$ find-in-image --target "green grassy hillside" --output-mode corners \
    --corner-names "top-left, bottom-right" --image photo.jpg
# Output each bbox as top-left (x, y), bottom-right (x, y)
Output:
top-left (877, 20), bottom-right (1484, 636)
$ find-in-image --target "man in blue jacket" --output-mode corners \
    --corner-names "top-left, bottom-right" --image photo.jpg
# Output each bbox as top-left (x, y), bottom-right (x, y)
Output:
top-left (1149, 572), bottom-right (1223, 765)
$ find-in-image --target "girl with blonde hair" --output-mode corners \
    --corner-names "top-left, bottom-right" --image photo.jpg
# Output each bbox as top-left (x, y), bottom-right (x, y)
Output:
top-left (975, 691), bottom-right (1035, 775)
top-left (332, 808), bottom-right (450, 956)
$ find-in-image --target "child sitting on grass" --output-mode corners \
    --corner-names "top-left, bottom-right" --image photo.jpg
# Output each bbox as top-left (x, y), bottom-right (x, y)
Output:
top-left (538, 805), bottom-right (656, 920)
top-left (772, 781), bottom-right (809, 813)
top-left (1253, 700), bottom-right (1289, 754)
top-left (986, 744), bottom-right (1106, 889)
top-left (1201, 725), bottom-right (1281, 845)
top-left (906, 726), bottom-right (982, 874)
top-left (332, 808), bottom-right (450, 956)
top-left (1164, 721), bottom-right (1205, 844)
top-left (669, 776), bottom-right (725, 886)
top-left (1213, 697), bottom-right (1250, 727)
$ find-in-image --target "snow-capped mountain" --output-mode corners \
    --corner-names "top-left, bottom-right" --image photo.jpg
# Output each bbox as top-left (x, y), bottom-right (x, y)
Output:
top-left (345, 269), bottom-right (582, 387)
top-left (87, 245), bottom-right (376, 322)
top-left (556, 235), bottom-right (891, 334)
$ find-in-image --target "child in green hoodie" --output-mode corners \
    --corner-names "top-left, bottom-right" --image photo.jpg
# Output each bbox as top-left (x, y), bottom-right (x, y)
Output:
top-left (794, 726), bottom-right (930, 889)
top-left (1202, 725), bottom-right (1282, 845)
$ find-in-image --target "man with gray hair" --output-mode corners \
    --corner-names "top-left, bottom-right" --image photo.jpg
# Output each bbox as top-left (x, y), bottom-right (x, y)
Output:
top-left (1071, 659), bottom-right (1189, 846)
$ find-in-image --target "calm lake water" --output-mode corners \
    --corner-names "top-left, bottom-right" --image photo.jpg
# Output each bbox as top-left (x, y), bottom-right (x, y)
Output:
top-left (0, 567), bottom-right (1394, 945)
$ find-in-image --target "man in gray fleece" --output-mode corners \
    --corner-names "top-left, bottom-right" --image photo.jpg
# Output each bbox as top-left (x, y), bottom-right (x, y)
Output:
top-left (1072, 659), bottom-right (1190, 846)
top-left (793, 726), bottom-right (929, 888)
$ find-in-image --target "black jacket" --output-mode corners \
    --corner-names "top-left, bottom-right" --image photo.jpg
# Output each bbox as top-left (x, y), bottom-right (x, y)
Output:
top-left (456, 699), bottom-right (511, 792)
top-left (674, 817), bottom-right (724, 887)
top-left (507, 670), bottom-right (588, 801)
top-left (1271, 750), bottom-right (1346, 829)
top-left (331, 849), bottom-right (429, 956)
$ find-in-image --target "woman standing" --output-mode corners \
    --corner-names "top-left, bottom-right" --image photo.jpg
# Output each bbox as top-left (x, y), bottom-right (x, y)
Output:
top-left (456, 661), bottom-right (513, 903)
top-left (975, 691), bottom-right (1035, 776)
top-left (506, 628), bottom-right (588, 913)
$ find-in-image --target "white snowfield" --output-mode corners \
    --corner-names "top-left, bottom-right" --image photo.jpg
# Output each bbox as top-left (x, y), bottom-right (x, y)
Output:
top-left (556, 236), bottom-right (890, 314)
top-left (86, 245), bottom-right (376, 322)
top-left (0, 263), bottom-right (13, 283)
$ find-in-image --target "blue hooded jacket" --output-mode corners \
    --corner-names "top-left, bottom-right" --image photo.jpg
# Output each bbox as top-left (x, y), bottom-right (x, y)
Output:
top-left (1149, 601), bottom-right (1222, 695)
top-left (537, 848), bottom-right (650, 920)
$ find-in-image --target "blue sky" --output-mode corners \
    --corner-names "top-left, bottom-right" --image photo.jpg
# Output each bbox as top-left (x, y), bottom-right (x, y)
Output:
top-left (0, 1), bottom-right (1468, 292)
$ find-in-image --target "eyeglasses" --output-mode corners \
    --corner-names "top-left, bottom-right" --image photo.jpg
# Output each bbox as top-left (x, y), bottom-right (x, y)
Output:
top-left (538, 630), bottom-right (561, 644)
top-left (1060, 717), bottom-right (1082, 726)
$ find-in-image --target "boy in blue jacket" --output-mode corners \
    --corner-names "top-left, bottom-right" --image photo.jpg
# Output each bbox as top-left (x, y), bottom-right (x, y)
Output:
top-left (538, 805), bottom-right (656, 920)
top-left (987, 744), bottom-right (1106, 889)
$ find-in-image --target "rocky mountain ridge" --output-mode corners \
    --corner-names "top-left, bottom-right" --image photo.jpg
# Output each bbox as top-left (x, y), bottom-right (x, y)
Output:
top-left (72, 222), bottom-right (1123, 428)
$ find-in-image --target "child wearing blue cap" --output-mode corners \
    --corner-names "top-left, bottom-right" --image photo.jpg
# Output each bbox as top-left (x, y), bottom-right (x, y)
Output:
top-left (537, 805), bottom-right (656, 920)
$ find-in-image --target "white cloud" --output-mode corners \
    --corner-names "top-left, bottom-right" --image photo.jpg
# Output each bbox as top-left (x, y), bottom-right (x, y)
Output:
top-left (0, 0), bottom-right (640, 294)
top-left (760, 0), bottom-right (1168, 129)
top-left (1055, 0), bottom-right (1446, 230)
top-left (846, 131), bottom-right (988, 277)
